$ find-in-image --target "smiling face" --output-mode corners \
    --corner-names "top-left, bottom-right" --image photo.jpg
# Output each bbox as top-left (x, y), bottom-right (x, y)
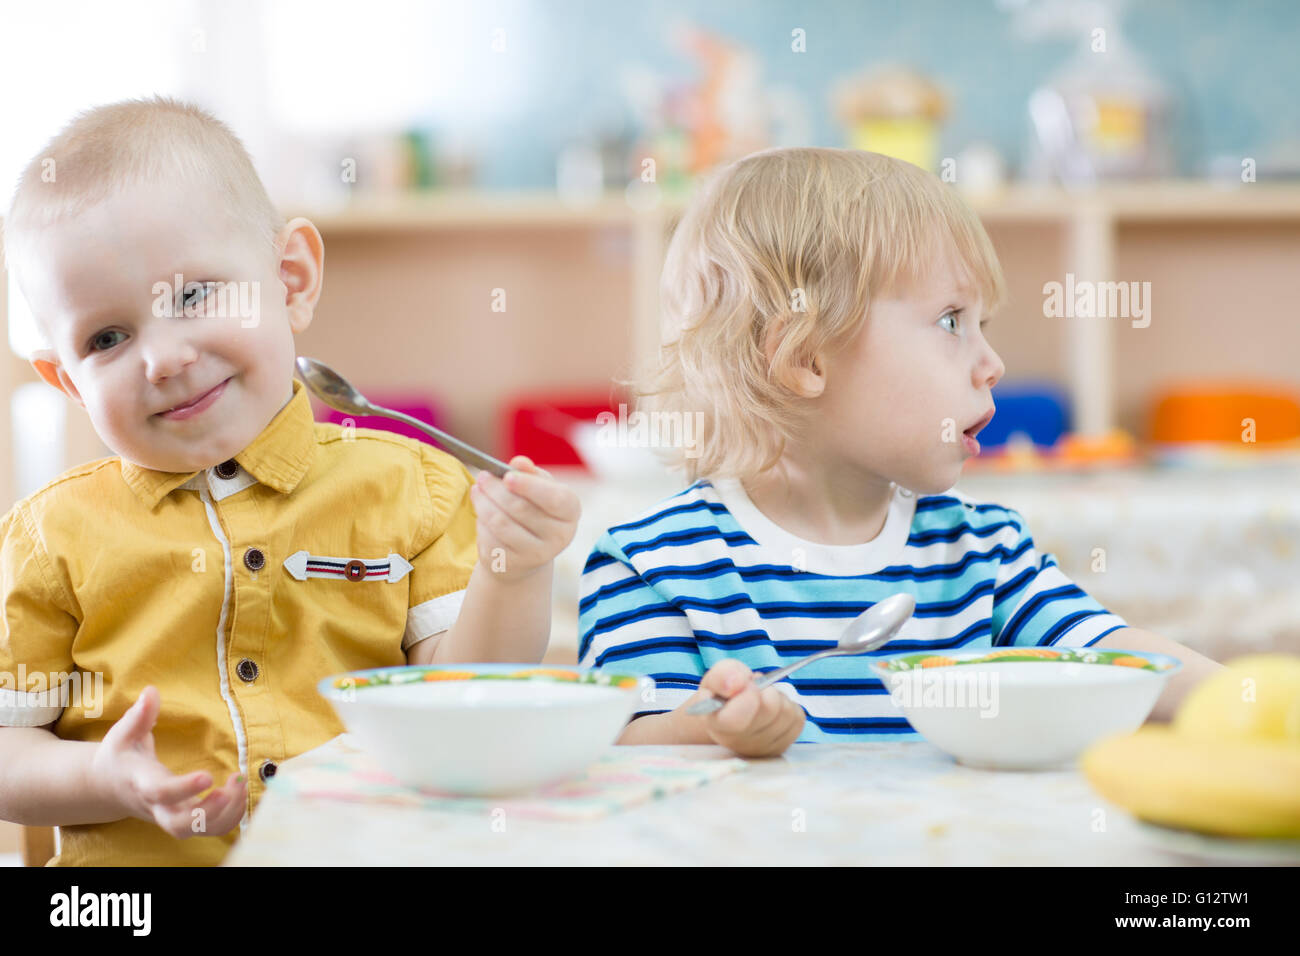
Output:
top-left (19, 178), bottom-right (320, 474)
top-left (803, 238), bottom-right (1005, 495)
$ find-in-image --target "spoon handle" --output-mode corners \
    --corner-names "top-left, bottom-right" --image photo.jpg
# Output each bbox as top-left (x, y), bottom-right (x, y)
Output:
top-left (685, 649), bottom-right (835, 716)
top-left (751, 650), bottom-right (835, 692)
top-left (370, 406), bottom-right (513, 477)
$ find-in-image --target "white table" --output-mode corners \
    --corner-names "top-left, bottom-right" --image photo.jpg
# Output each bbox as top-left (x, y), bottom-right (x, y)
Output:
top-left (225, 734), bottom-right (1202, 866)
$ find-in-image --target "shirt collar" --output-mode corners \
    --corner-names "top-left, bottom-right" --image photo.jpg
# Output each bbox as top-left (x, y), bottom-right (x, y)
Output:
top-left (120, 377), bottom-right (317, 510)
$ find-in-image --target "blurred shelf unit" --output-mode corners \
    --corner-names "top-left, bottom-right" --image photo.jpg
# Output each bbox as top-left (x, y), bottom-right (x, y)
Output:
top-left (292, 181), bottom-right (1300, 444)
top-left (299, 181), bottom-right (1300, 233)
top-left (296, 192), bottom-right (642, 233)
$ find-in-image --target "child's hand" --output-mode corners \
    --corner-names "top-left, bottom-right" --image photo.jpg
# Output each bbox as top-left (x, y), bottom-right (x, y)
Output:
top-left (91, 686), bottom-right (246, 839)
top-left (686, 659), bottom-right (806, 757)
top-left (469, 455), bottom-right (580, 581)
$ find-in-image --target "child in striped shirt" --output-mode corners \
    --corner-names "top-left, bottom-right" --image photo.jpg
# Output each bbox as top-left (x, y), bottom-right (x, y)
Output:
top-left (578, 147), bottom-right (1218, 756)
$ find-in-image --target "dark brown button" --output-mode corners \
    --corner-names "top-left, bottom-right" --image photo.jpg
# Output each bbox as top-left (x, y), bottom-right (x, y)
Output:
top-left (259, 759), bottom-right (277, 782)
top-left (214, 459), bottom-right (239, 479)
top-left (236, 658), bottom-right (259, 682)
top-left (344, 559), bottom-right (368, 582)
top-left (244, 548), bottom-right (265, 572)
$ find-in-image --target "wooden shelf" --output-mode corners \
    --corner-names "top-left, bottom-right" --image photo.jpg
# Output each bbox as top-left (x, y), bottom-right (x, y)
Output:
top-left (290, 191), bottom-right (644, 233)
top-left (290, 181), bottom-right (1300, 233)
top-left (965, 180), bottom-right (1300, 223)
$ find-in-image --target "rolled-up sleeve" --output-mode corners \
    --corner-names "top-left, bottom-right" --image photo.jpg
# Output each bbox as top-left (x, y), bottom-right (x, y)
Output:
top-left (401, 444), bottom-right (478, 653)
top-left (0, 502), bottom-right (80, 727)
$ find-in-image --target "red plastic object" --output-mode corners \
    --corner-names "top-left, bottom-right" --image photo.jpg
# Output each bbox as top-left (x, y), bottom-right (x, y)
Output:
top-left (312, 391), bottom-right (445, 446)
top-left (502, 392), bottom-right (625, 469)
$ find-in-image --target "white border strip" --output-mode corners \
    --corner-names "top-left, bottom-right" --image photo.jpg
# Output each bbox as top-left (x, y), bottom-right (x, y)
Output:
top-left (402, 589), bottom-right (466, 651)
top-left (198, 488), bottom-right (250, 835)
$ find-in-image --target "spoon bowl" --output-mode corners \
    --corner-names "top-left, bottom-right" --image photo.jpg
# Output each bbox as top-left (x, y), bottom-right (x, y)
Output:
top-left (685, 593), bottom-right (916, 715)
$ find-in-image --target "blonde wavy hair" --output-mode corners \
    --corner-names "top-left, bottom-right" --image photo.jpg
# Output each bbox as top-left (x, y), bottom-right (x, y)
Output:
top-left (635, 147), bottom-right (1006, 483)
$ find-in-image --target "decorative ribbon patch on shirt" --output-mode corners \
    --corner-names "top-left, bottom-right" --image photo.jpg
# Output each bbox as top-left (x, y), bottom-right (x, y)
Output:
top-left (283, 550), bottom-right (414, 583)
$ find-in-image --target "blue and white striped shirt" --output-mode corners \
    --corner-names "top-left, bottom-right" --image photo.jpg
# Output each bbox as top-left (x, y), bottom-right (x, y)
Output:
top-left (578, 478), bottom-right (1128, 741)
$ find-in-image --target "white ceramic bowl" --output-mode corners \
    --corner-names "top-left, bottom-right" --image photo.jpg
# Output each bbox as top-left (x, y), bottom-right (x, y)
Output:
top-left (317, 664), bottom-right (654, 795)
top-left (568, 421), bottom-right (671, 481)
top-left (870, 647), bottom-right (1182, 770)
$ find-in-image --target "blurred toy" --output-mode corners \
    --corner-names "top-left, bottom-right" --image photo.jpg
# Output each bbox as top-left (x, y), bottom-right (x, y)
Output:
top-left (672, 24), bottom-right (769, 175)
top-left (979, 382), bottom-right (1070, 450)
top-left (1014, 0), bottom-right (1175, 183)
top-left (832, 65), bottom-right (948, 171)
top-left (619, 23), bottom-right (809, 193)
top-left (1150, 385), bottom-right (1300, 445)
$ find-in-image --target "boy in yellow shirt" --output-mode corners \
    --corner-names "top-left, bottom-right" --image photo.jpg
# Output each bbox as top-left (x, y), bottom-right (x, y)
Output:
top-left (0, 96), bottom-right (580, 865)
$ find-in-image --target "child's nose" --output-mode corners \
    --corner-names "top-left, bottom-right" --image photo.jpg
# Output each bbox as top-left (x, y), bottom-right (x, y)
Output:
top-left (975, 344), bottom-right (1005, 389)
top-left (143, 332), bottom-right (201, 384)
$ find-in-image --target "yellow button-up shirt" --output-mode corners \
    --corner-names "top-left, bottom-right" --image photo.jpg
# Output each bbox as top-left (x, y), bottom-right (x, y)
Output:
top-left (0, 377), bottom-right (477, 865)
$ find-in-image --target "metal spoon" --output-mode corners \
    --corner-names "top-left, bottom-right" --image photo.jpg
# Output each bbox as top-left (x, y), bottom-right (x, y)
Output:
top-left (685, 592), bottom-right (916, 716)
top-left (296, 356), bottom-right (513, 477)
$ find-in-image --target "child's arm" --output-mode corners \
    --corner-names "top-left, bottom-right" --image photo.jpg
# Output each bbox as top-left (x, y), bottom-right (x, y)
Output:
top-left (427, 456), bottom-right (579, 665)
top-left (423, 561), bottom-right (555, 664)
top-left (1093, 627), bottom-right (1224, 722)
top-left (0, 687), bottom-right (245, 835)
top-left (0, 725), bottom-right (125, 825)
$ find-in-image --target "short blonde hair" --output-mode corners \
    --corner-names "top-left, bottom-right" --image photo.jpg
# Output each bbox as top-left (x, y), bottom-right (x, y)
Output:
top-left (2, 95), bottom-right (283, 336)
top-left (636, 147), bottom-right (1006, 482)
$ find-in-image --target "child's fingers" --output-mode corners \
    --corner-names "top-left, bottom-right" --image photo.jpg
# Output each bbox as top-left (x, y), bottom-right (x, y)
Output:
top-left (100, 687), bottom-right (161, 757)
top-left (138, 768), bottom-right (212, 807)
top-left (730, 686), bottom-right (788, 741)
top-left (507, 455), bottom-right (552, 479)
top-left (471, 487), bottom-right (544, 550)
top-left (748, 714), bottom-right (801, 756)
top-left (207, 795), bottom-right (246, 836)
top-left (154, 785), bottom-right (230, 838)
top-left (203, 775), bottom-right (248, 835)
top-left (700, 659), bottom-right (753, 698)
top-left (497, 468), bottom-right (578, 522)
top-left (474, 473), bottom-right (554, 532)
top-left (709, 682), bottom-right (763, 735)
top-left (743, 691), bottom-right (800, 749)
top-left (767, 706), bottom-right (806, 753)
top-left (118, 686), bottom-right (159, 737)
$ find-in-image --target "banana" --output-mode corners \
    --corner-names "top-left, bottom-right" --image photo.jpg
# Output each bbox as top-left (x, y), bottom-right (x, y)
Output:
top-left (1081, 725), bottom-right (1300, 839)
top-left (1173, 654), bottom-right (1300, 743)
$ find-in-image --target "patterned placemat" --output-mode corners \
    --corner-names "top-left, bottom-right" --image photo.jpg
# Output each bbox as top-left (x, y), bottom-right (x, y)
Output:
top-left (268, 735), bottom-right (749, 820)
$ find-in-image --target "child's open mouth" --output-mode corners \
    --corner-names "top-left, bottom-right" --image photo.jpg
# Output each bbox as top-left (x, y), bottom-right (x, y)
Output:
top-left (962, 407), bottom-right (995, 455)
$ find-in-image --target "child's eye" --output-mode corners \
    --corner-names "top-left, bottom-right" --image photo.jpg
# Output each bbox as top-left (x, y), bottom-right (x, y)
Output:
top-left (89, 329), bottom-right (126, 353)
top-left (938, 309), bottom-right (961, 334)
top-left (180, 283), bottom-right (214, 313)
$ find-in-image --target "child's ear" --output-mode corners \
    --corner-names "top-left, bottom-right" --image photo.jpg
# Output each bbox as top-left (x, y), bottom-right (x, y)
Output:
top-left (786, 360), bottom-right (826, 398)
top-left (29, 352), bottom-right (85, 407)
top-left (762, 318), bottom-right (826, 398)
top-left (277, 217), bottom-right (324, 334)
